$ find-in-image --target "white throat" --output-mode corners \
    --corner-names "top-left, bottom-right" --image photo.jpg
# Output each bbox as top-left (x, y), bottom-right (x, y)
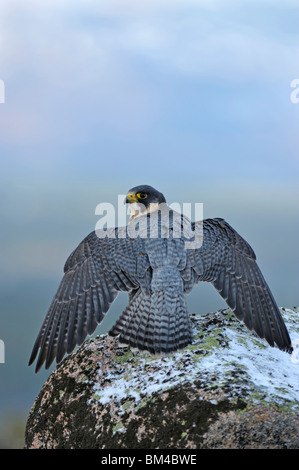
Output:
top-left (128, 202), bottom-right (160, 223)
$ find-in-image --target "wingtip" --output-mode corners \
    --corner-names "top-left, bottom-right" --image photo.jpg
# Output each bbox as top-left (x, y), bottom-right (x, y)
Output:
top-left (284, 344), bottom-right (293, 355)
top-left (28, 353), bottom-right (42, 373)
top-left (28, 350), bottom-right (38, 368)
top-left (270, 336), bottom-right (293, 355)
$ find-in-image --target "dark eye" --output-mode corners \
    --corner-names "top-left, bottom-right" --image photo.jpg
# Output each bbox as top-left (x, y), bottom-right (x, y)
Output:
top-left (137, 192), bottom-right (147, 199)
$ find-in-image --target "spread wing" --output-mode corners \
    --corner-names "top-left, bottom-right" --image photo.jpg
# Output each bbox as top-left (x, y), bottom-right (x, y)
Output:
top-left (29, 227), bottom-right (151, 372)
top-left (184, 218), bottom-right (292, 352)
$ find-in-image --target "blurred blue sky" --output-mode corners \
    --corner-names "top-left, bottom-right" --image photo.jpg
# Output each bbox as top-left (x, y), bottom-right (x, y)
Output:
top-left (0, 0), bottom-right (299, 443)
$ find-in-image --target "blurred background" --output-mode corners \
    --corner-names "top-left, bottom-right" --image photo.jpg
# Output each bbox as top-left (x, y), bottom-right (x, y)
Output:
top-left (0, 0), bottom-right (298, 448)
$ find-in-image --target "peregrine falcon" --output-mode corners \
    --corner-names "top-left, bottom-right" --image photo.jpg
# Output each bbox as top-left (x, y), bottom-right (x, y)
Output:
top-left (29, 185), bottom-right (292, 372)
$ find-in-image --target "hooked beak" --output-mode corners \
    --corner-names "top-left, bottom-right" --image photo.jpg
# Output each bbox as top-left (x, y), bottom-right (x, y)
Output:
top-left (125, 193), bottom-right (138, 204)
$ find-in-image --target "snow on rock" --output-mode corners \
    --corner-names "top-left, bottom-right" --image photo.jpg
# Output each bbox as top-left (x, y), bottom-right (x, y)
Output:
top-left (90, 307), bottom-right (299, 412)
top-left (25, 308), bottom-right (299, 449)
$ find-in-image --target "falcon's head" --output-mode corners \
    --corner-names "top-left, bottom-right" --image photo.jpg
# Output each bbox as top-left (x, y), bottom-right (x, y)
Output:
top-left (125, 185), bottom-right (166, 220)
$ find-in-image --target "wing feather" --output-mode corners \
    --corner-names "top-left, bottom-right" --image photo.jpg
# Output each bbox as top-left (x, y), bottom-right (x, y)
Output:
top-left (29, 228), bottom-right (150, 372)
top-left (185, 218), bottom-right (292, 352)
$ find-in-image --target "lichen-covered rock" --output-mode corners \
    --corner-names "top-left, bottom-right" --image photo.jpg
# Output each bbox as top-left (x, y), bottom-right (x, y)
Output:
top-left (25, 308), bottom-right (299, 449)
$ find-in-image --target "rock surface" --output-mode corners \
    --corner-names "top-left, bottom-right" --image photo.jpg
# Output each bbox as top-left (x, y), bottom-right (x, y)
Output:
top-left (25, 308), bottom-right (299, 449)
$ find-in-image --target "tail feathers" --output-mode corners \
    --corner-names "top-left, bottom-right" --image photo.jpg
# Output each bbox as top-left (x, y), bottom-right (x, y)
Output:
top-left (109, 288), bottom-right (192, 354)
